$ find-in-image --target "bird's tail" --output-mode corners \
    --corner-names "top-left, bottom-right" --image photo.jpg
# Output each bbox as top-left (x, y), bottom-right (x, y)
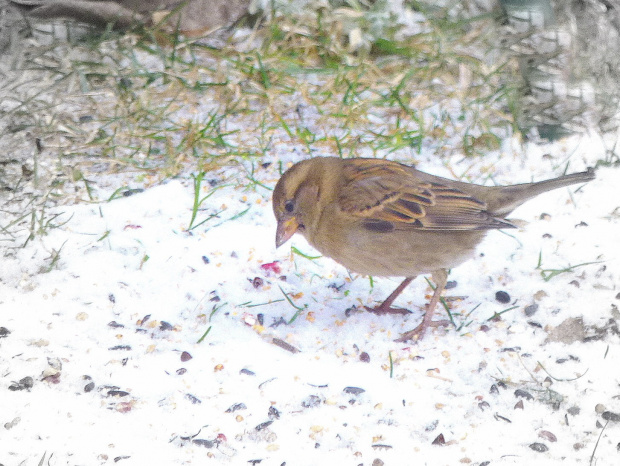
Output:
top-left (485, 167), bottom-right (596, 216)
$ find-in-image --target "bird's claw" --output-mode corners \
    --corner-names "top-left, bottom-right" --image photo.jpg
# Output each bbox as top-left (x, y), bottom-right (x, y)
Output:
top-left (365, 305), bottom-right (412, 316)
top-left (395, 319), bottom-right (451, 342)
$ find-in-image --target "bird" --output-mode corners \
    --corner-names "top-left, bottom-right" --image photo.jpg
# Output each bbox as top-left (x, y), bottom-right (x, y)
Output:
top-left (272, 157), bottom-right (595, 342)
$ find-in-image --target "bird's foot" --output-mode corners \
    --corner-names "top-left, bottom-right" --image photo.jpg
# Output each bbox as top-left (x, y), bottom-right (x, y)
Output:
top-left (365, 305), bottom-right (412, 316)
top-left (395, 319), bottom-right (451, 343)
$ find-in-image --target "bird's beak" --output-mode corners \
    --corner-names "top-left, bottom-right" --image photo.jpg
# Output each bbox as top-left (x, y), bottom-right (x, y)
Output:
top-left (276, 217), bottom-right (299, 248)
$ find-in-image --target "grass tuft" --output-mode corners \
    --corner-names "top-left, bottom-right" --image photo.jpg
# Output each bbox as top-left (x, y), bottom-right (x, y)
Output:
top-left (1, 1), bottom-right (526, 248)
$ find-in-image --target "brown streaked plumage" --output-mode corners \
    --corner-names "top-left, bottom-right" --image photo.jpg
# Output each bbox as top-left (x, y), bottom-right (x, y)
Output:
top-left (272, 157), bottom-right (595, 341)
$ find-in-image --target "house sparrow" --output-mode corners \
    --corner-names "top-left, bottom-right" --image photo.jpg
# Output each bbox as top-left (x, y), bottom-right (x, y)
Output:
top-left (272, 157), bottom-right (595, 341)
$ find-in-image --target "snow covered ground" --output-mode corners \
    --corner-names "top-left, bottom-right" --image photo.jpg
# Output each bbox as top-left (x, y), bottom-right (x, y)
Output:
top-left (1, 127), bottom-right (618, 465)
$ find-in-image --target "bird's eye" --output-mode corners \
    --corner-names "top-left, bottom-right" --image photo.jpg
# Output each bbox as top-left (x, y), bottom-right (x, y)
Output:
top-left (284, 200), bottom-right (295, 213)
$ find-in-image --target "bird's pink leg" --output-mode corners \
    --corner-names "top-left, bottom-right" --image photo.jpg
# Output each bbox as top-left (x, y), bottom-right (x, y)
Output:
top-left (395, 269), bottom-right (451, 342)
top-left (365, 277), bottom-right (415, 316)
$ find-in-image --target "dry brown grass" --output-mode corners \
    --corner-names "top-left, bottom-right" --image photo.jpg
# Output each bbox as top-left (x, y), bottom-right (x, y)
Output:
top-left (1, 3), bottom-right (519, 248)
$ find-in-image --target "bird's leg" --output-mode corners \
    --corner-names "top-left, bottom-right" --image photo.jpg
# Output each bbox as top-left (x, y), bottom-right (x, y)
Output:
top-left (365, 277), bottom-right (415, 315)
top-left (395, 269), bottom-right (451, 342)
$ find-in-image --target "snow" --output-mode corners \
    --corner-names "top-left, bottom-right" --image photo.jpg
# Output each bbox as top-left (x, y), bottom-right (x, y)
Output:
top-left (1, 82), bottom-right (619, 466)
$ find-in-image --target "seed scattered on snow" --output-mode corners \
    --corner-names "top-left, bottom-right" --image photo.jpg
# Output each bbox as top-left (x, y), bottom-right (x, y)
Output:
top-left (533, 290), bottom-right (548, 300)
top-left (514, 389), bottom-right (533, 400)
top-left (243, 313), bottom-right (257, 326)
top-left (260, 261), bottom-right (281, 275)
top-left (226, 403), bottom-right (247, 413)
top-left (121, 189), bottom-right (144, 197)
top-left (192, 439), bottom-right (215, 448)
top-left (268, 406), bottom-right (281, 419)
top-left (344, 306), bottom-right (359, 317)
top-left (137, 314), bottom-right (150, 326)
top-left (272, 338), bottom-right (300, 353)
top-left (258, 377), bottom-right (276, 389)
top-left (114, 401), bottom-right (134, 413)
top-left (500, 347), bottom-right (521, 353)
top-left (343, 387), bottom-right (365, 395)
top-left (4, 417), bottom-right (20, 430)
top-left (180, 351), bottom-right (192, 362)
top-left (495, 291), bottom-right (510, 303)
top-left (47, 358), bottom-right (62, 371)
top-left (478, 401), bottom-right (490, 411)
top-left (302, 395), bottom-right (322, 408)
top-left (524, 304), bottom-right (538, 316)
top-left (185, 393), bottom-right (201, 404)
top-left (538, 430), bottom-right (557, 442)
top-left (529, 442), bottom-right (549, 452)
top-left (359, 352), bottom-right (370, 363)
top-left (514, 400), bottom-right (524, 410)
top-left (424, 420), bottom-right (438, 432)
top-left (108, 345), bottom-right (131, 351)
top-left (159, 321), bottom-right (174, 331)
top-left (432, 434), bottom-right (445, 445)
top-left (538, 389), bottom-right (564, 410)
top-left (41, 366), bottom-right (60, 379)
top-left (371, 444), bottom-right (393, 450)
top-left (30, 339), bottom-right (49, 347)
top-left (8, 377), bottom-right (34, 391)
top-left (602, 411), bottom-right (620, 422)
top-left (84, 381), bottom-right (95, 392)
top-left (255, 420), bottom-right (273, 431)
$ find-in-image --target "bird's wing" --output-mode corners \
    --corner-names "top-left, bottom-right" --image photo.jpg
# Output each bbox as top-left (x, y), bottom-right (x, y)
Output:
top-left (338, 159), bottom-right (514, 231)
